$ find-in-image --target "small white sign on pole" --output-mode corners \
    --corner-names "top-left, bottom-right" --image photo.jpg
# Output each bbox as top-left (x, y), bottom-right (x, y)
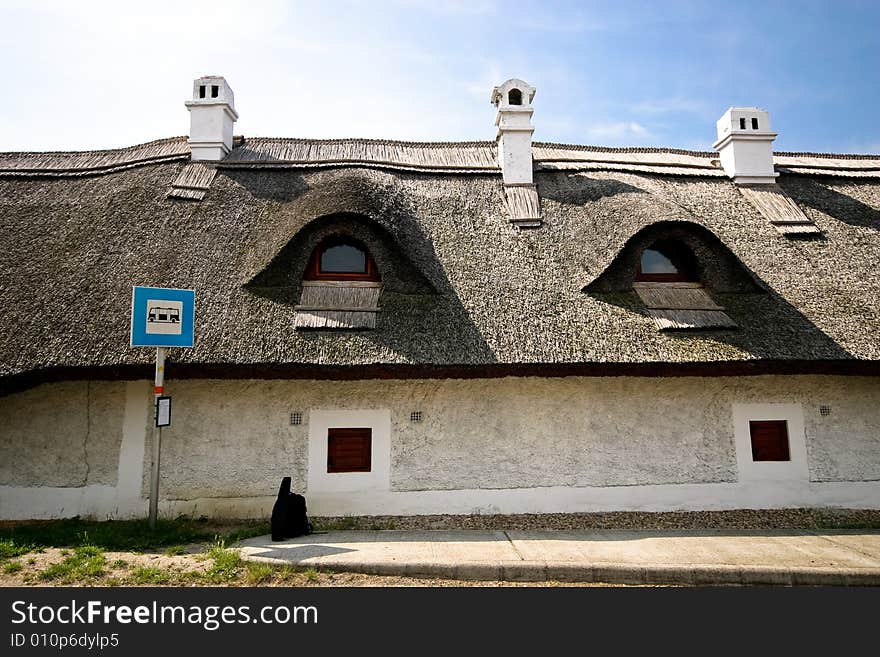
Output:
top-left (156, 396), bottom-right (172, 427)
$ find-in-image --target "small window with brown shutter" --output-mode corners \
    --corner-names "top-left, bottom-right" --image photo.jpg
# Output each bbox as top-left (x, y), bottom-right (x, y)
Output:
top-left (327, 428), bottom-right (372, 473)
top-left (749, 420), bottom-right (790, 462)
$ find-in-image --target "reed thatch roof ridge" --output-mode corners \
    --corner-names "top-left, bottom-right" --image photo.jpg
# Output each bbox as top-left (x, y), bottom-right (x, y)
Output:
top-left (0, 137), bottom-right (190, 176)
top-left (774, 150), bottom-right (880, 160)
top-left (1, 159), bottom-right (879, 392)
top-left (2, 135), bottom-right (879, 178)
top-left (238, 136), bottom-right (499, 148)
top-left (533, 141), bottom-right (718, 157)
top-left (223, 137), bottom-right (499, 171)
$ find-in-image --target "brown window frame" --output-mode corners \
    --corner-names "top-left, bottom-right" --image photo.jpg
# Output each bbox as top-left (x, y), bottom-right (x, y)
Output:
top-left (304, 237), bottom-right (380, 282)
top-left (327, 427), bottom-right (372, 473)
top-left (748, 420), bottom-right (791, 462)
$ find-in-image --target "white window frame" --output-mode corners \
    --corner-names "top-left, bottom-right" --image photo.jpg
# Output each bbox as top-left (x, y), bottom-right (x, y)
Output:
top-left (732, 403), bottom-right (809, 481)
top-left (307, 409), bottom-right (391, 493)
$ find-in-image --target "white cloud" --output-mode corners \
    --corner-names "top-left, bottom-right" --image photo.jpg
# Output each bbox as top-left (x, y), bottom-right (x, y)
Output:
top-left (586, 121), bottom-right (648, 140)
top-left (631, 97), bottom-right (709, 115)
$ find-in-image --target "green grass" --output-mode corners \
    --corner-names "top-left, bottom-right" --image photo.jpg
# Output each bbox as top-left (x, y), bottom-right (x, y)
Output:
top-left (303, 567), bottom-right (320, 582)
top-left (38, 546), bottom-right (106, 584)
top-left (245, 562), bottom-right (274, 585)
top-left (129, 566), bottom-right (172, 585)
top-left (0, 518), bottom-right (214, 554)
top-left (204, 540), bottom-right (243, 583)
top-left (222, 521), bottom-right (269, 544)
top-left (164, 545), bottom-right (185, 556)
top-left (3, 561), bottom-right (23, 574)
top-left (0, 539), bottom-right (32, 561)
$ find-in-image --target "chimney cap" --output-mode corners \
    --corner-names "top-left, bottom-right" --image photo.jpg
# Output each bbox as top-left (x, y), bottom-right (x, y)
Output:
top-left (491, 79), bottom-right (536, 107)
top-left (715, 106), bottom-right (775, 143)
top-left (187, 76), bottom-right (236, 112)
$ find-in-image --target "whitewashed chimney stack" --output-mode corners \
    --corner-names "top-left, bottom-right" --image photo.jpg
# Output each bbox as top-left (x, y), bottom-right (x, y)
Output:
top-left (713, 107), bottom-right (778, 184)
top-left (491, 79), bottom-right (537, 185)
top-left (185, 76), bottom-right (239, 161)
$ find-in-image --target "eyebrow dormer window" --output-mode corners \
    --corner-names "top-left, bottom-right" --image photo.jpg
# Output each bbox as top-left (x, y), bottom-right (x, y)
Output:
top-left (305, 238), bottom-right (380, 281)
top-left (631, 238), bottom-right (735, 329)
top-left (635, 240), bottom-right (698, 283)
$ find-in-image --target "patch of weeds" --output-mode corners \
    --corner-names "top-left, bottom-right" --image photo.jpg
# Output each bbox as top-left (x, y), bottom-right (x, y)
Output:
top-left (245, 562), bottom-right (274, 585)
top-left (0, 538), bottom-right (33, 560)
top-left (164, 545), bottom-right (185, 556)
top-left (177, 570), bottom-right (206, 585)
top-left (39, 546), bottom-right (105, 584)
top-left (0, 517), bottom-right (213, 553)
top-left (224, 522), bottom-right (269, 544)
top-left (110, 559), bottom-right (129, 569)
top-left (3, 561), bottom-right (23, 574)
top-left (26, 558), bottom-right (36, 565)
top-left (276, 565), bottom-right (296, 581)
top-left (59, 549), bottom-right (71, 557)
top-left (303, 567), bottom-right (320, 582)
top-left (204, 539), bottom-right (243, 583)
top-left (129, 566), bottom-right (171, 585)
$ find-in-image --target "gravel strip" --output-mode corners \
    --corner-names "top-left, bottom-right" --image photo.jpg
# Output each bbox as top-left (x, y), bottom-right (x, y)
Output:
top-left (312, 508), bottom-right (880, 531)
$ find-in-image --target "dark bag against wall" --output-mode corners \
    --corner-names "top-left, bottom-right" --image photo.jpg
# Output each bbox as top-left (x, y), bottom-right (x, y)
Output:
top-left (270, 477), bottom-right (292, 542)
top-left (271, 477), bottom-right (313, 541)
top-left (286, 493), bottom-right (313, 538)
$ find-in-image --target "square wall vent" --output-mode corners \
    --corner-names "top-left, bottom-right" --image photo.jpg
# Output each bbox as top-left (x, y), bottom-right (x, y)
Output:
top-left (410, 411), bottom-right (423, 423)
top-left (290, 412), bottom-right (303, 426)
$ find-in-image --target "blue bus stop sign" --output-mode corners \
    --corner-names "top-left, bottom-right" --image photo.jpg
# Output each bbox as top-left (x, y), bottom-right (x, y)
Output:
top-left (130, 286), bottom-right (195, 348)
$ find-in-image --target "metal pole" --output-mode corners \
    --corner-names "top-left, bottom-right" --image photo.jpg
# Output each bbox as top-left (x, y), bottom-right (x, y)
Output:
top-left (148, 346), bottom-right (166, 529)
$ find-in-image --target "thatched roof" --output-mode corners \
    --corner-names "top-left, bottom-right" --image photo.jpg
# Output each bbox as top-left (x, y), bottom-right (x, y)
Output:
top-left (1, 137), bottom-right (879, 391)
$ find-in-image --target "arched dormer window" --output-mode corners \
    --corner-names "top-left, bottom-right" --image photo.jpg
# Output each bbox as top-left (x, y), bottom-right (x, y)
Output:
top-left (635, 240), bottom-right (698, 283)
top-left (630, 238), bottom-right (735, 329)
top-left (297, 236), bottom-right (382, 329)
top-left (304, 237), bottom-right (380, 282)
top-left (508, 88), bottom-right (523, 105)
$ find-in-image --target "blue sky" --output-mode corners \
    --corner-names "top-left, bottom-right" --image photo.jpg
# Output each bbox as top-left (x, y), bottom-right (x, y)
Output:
top-left (1, 0), bottom-right (878, 153)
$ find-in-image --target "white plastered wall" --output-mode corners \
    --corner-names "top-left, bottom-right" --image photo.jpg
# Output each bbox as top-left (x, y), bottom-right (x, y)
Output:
top-left (0, 380), bottom-right (151, 519)
top-left (0, 375), bottom-right (878, 519)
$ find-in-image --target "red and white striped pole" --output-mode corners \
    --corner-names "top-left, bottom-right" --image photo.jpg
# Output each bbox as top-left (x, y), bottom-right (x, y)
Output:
top-left (148, 346), bottom-right (166, 529)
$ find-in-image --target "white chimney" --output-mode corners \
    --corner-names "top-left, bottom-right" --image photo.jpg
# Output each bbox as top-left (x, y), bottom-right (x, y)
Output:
top-left (185, 76), bottom-right (239, 161)
top-left (491, 79), bottom-right (536, 185)
top-left (712, 107), bottom-right (778, 184)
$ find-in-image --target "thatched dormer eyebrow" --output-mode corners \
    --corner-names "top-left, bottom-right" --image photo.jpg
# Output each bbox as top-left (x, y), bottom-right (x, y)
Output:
top-left (245, 211), bottom-right (437, 302)
top-left (584, 221), bottom-right (763, 294)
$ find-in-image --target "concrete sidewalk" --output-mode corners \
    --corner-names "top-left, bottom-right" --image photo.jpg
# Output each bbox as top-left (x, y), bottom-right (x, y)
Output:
top-left (238, 529), bottom-right (880, 586)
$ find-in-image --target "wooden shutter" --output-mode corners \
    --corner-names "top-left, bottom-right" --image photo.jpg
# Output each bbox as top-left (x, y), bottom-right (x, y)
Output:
top-left (748, 420), bottom-right (790, 461)
top-left (327, 428), bottom-right (372, 473)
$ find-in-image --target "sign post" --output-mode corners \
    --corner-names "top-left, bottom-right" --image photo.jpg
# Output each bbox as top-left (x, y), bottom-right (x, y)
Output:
top-left (148, 347), bottom-right (166, 528)
top-left (130, 286), bottom-right (195, 529)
